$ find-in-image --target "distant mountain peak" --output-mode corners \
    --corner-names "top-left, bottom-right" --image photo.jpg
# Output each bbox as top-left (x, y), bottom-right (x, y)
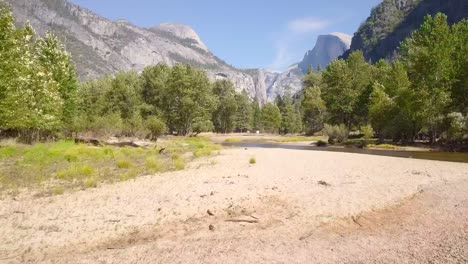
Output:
top-left (298, 33), bottom-right (351, 74)
top-left (150, 23), bottom-right (208, 52)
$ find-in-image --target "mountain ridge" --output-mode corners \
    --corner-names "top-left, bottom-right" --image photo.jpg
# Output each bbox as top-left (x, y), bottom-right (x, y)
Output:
top-left (343, 0), bottom-right (468, 62)
top-left (6, 0), bottom-right (352, 103)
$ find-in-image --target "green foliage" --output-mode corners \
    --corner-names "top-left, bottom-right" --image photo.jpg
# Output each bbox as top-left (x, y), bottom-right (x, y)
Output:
top-left (361, 125), bottom-right (375, 140)
top-left (276, 93), bottom-right (302, 134)
top-left (301, 71), bottom-right (326, 134)
top-left (235, 90), bottom-right (253, 132)
top-left (401, 14), bottom-right (455, 142)
top-left (249, 157), bottom-right (256, 164)
top-left (316, 140), bottom-right (328, 147)
top-left (212, 80), bottom-right (238, 133)
top-left (323, 124), bottom-right (349, 144)
top-left (145, 116), bottom-right (167, 141)
top-left (261, 103), bottom-right (282, 134)
top-left (163, 64), bottom-right (216, 135)
top-left (116, 160), bottom-right (132, 169)
top-left (0, 138), bottom-right (220, 194)
top-left (0, 5), bottom-right (78, 142)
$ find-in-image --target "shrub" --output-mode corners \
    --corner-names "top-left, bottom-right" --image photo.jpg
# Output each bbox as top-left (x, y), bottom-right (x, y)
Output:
top-left (146, 158), bottom-right (162, 173)
top-left (116, 160), bottom-right (132, 169)
top-left (84, 177), bottom-right (98, 189)
top-left (145, 116), bottom-right (167, 141)
top-left (79, 166), bottom-right (95, 176)
top-left (123, 113), bottom-right (147, 137)
top-left (174, 158), bottom-right (186, 170)
top-left (324, 124), bottom-right (349, 144)
top-left (316, 140), bottom-right (327, 147)
top-left (53, 187), bottom-right (64, 195)
top-left (361, 125), bottom-right (375, 140)
top-left (249, 157), bottom-right (256, 164)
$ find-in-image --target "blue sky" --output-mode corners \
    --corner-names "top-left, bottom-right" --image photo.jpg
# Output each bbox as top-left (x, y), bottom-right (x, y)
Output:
top-left (69, 0), bottom-right (381, 70)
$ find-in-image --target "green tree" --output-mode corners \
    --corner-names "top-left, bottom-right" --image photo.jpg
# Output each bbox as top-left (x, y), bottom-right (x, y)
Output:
top-left (301, 70), bottom-right (326, 134)
top-left (400, 14), bottom-right (455, 143)
top-left (163, 65), bottom-right (215, 135)
top-left (277, 93), bottom-right (302, 134)
top-left (451, 19), bottom-right (468, 114)
top-left (0, 8), bottom-right (63, 142)
top-left (105, 71), bottom-right (142, 120)
top-left (35, 32), bottom-right (79, 130)
top-left (261, 103), bottom-right (282, 134)
top-left (251, 99), bottom-right (262, 132)
top-left (212, 80), bottom-right (238, 133)
top-left (140, 64), bottom-right (170, 117)
top-left (235, 90), bottom-right (253, 133)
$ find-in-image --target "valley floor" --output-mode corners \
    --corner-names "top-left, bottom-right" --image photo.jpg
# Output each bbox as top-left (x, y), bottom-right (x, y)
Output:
top-left (1, 147), bottom-right (468, 263)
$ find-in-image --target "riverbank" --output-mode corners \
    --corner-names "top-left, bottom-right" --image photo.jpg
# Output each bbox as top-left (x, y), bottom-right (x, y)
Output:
top-left (1, 147), bottom-right (467, 263)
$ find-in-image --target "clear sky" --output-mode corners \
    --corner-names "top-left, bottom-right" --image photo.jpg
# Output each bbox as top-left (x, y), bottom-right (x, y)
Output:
top-left (69, 0), bottom-right (382, 71)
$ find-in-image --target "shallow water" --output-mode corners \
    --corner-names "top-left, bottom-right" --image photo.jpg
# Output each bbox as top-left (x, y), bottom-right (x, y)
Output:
top-left (222, 143), bottom-right (468, 163)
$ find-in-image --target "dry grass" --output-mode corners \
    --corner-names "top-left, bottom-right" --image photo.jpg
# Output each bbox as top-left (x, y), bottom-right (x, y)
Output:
top-left (0, 137), bottom-right (221, 196)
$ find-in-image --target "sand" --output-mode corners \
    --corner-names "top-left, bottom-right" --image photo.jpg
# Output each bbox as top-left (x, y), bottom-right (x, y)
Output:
top-left (0, 147), bottom-right (467, 263)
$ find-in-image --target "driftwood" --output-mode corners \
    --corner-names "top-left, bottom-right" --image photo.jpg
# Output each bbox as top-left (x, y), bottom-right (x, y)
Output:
top-left (105, 141), bottom-right (140, 148)
top-left (225, 219), bottom-right (259, 224)
top-left (75, 136), bottom-right (102, 146)
top-left (75, 137), bottom-right (153, 148)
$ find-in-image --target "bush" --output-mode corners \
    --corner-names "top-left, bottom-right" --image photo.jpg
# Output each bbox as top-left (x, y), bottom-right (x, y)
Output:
top-left (361, 125), bottom-right (375, 140)
top-left (116, 160), bottom-right (132, 169)
top-left (323, 124), bottom-right (349, 144)
top-left (91, 113), bottom-right (124, 137)
top-left (316, 140), bottom-right (327, 147)
top-left (123, 114), bottom-right (146, 137)
top-left (249, 157), bottom-right (256, 164)
top-left (145, 116), bottom-right (167, 141)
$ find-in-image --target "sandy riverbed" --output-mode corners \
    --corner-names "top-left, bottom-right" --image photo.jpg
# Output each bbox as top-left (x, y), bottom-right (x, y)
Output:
top-left (1, 147), bottom-right (467, 263)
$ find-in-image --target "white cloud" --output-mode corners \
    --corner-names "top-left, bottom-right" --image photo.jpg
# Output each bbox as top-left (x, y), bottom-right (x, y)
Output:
top-left (269, 17), bottom-right (329, 71)
top-left (288, 17), bottom-right (329, 34)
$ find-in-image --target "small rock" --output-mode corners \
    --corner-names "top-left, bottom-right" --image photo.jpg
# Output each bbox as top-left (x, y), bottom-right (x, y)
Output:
top-left (207, 209), bottom-right (214, 216)
top-left (209, 224), bottom-right (215, 231)
top-left (318, 181), bottom-right (331, 187)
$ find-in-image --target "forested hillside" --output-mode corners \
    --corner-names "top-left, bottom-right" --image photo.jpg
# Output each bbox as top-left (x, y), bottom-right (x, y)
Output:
top-left (344, 0), bottom-right (468, 62)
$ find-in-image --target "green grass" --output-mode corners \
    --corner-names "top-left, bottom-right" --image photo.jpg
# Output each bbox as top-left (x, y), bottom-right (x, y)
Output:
top-left (273, 136), bottom-right (325, 143)
top-left (367, 144), bottom-right (401, 150)
top-left (116, 160), bottom-right (132, 169)
top-left (53, 187), bottom-right (65, 196)
top-left (249, 157), bottom-right (256, 164)
top-left (224, 138), bottom-right (242, 143)
top-left (0, 137), bottom-right (222, 196)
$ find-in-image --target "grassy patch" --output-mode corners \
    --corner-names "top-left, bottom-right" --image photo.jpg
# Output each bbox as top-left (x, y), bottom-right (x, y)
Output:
top-left (174, 157), bottom-right (186, 170)
top-left (116, 160), bottom-right (132, 169)
top-left (273, 136), bottom-right (324, 143)
top-left (0, 137), bottom-right (222, 196)
top-left (224, 138), bottom-right (242, 143)
top-left (53, 187), bottom-right (65, 196)
top-left (367, 144), bottom-right (401, 150)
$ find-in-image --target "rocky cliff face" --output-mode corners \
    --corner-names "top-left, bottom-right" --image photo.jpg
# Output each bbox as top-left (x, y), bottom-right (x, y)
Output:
top-left (9, 0), bottom-right (356, 103)
top-left (344, 0), bottom-right (468, 62)
top-left (6, 0), bottom-right (277, 102)
top-left (298, 33), bottom-right (352, 74)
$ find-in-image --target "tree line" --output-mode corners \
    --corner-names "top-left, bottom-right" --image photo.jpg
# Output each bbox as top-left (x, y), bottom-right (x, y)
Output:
top-left (0, 2), bottom-right (298, 141)
top-left (301, 14), bottom-right (468, 145)
top-left (1, 2), bottom-right (467, 146)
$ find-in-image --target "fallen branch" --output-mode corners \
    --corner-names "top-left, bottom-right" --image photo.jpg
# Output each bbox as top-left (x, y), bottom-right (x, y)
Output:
top-left (225, 219), bottom-right (259, 224)
top-left (351, 216), bottom-right (362, 227)
top-left (75, 136), bottom-right (102, 146)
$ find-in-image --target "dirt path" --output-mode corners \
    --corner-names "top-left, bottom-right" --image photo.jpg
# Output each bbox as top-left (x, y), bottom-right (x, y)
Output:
top-left (1, 148), bottom-right (467, 263)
